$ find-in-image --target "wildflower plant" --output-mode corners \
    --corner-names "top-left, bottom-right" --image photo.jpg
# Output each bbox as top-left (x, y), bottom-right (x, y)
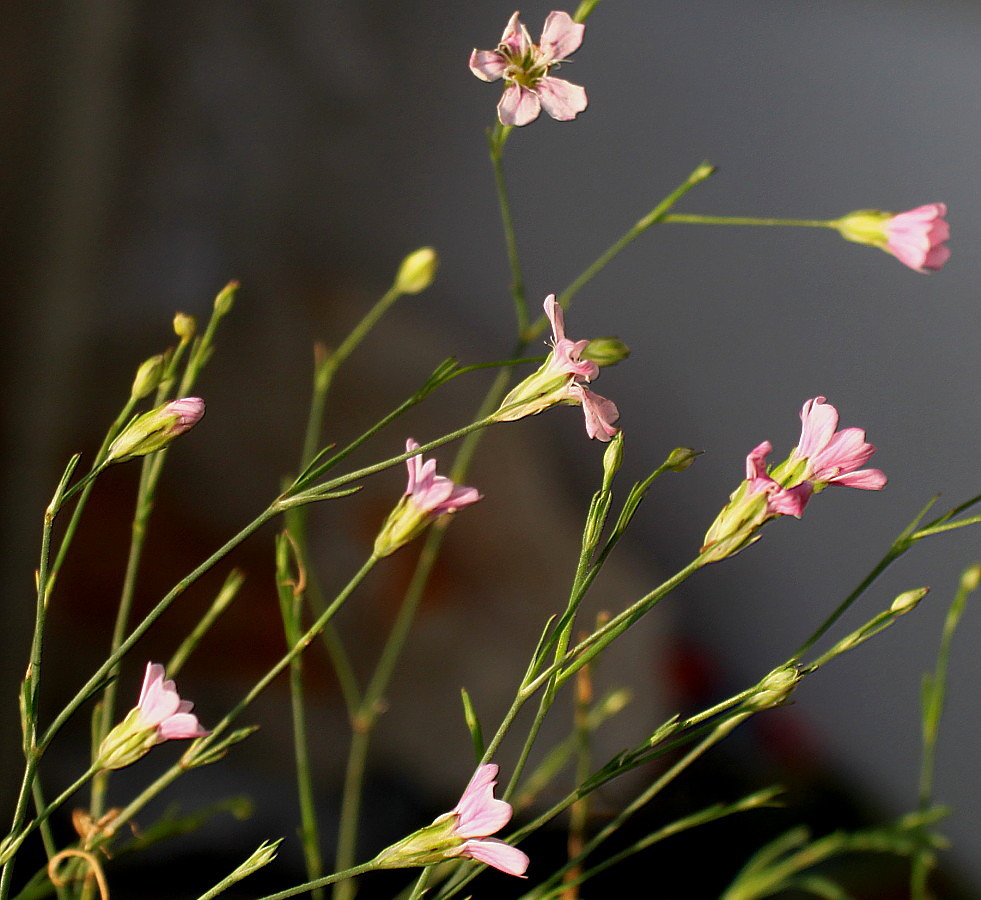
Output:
top-left (2, 5), bottom-right (978, 900)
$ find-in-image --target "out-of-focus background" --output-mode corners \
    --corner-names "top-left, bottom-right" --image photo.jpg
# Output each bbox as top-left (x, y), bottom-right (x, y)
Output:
top-left (2, 1), bottom-right (980, 896)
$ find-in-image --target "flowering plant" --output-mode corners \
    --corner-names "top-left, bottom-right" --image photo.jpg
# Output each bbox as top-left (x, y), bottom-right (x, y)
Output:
top-left (1, 5), bottom-right (976, 900)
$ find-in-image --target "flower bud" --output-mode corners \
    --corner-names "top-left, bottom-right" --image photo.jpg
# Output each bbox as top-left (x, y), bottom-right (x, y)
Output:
top-left (395, 247), bottom-right (439, 295)
top-left (960, 565), bottom-right (981, 594)
top-left (746, 664), bottom-right (801, 711)
top-left (214, 281), bottom-right (238, 316)
top-left (130, 355), bottom-right (165, 401)
top-left (106, 397), bottom-right (205, 464)
top-left (602, 432), bottom-right (624, 482)
top-left (581, 337), bottom-right (630, 368)
top-left (173, 312), bottom-right (196, 341)
top-left (666, 447), bottom-right (699, 472)
top-left (891, 587), bottom-right (929, 615)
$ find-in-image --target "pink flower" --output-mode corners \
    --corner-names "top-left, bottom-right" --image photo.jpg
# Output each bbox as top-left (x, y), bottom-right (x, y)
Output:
top-left (96, 662), bottom-right (208, 770)
top-left (470, 11), bottom-right (587, 127)
top-left (835, 204), bottom-right (950, 273)
top-left (404, 439), bottom-right (483, 515)
top-left (446, 765), bottom-right (529, 876)
top-left (136, 662), bottom-right (210, 741)
top-left (701, 397), bottom-right (885, 563)
top-left (494, 296), bottom-right (621, 441)
top-left (373, 440), bottom-right (482, 557)
top-left (791, 397), bottom-right (887, 491)
top-left (885, 203), bottom-right (950, 273)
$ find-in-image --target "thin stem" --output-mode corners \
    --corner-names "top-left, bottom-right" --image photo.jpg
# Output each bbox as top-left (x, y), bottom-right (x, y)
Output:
top-left (254, 860), bottom-right (382, 900)
top-left (488, 125), bottom-right (527, 333)
top-left (662, 213), bottom-right (834, 228)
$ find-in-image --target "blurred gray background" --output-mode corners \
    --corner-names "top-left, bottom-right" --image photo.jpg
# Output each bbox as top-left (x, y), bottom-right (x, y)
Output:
top-left (2, 0), bottom-right (980, 894)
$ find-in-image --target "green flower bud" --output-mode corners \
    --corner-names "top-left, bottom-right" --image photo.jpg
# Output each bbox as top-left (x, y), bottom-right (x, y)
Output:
top-left (173, 312), bottom-right (196, 341)
top-left (130, 355), bottom-right (165, 401)
top-left (891, 587), bottom-right (929, 615)
top-left (581, 337), bottom-right (630, 368)
top-left (395, 247), bottom-right (439, 295)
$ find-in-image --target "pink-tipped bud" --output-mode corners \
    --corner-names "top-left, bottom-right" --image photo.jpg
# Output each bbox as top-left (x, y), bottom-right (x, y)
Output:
top-left (106, 397), bottom-right (205, 464)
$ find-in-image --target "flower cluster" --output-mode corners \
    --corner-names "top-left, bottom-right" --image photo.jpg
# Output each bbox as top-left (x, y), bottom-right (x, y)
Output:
top-left (494, 295), bottom-right (620, 441)
top-left (701, 397), bottom-right (886, 562)
top-left (96, 663), bottom-right (209, 771)
top-left (373, 439), bottom-right (482, 557)
top-left (835, 203), bottom-right (950, 273)
top-left (374, 764), bottom-right (529, 877)
top-left (470, 11), bottom-right (587, 126)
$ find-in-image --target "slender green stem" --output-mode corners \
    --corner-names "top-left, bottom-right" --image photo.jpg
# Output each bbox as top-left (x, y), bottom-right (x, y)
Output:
top-left (662, 213), bottom-right (834, 228)
top-left (0, 767), bottom-right (100, 871)
top-left (254, 860), bottom-right (383, 900)
top-left (488, 124), bottom-right (526, 333)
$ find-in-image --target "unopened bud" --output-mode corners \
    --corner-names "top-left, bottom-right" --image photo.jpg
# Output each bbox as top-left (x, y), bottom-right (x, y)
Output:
top-left (746, 664), bottom-right (801, 711)
top-left (214, 281), bottom-right (239, 316)
top-left (891, 587), bottom-right (929, 615)
top-left (602, 432), bottom-right (624, 482)
top-left (173, 312), bottom-right (196, 341)
top-left (667, 447), bottom-right (699, 472)
top-left (581, 337), bottom-right (630, 368)
top-left (107, 397), bottom-right (205, 464)
top-left (395, 247), bottom-right (439, 295)
top-left (130, 355), bottom-right (165, 401)
top-left (960, 565), bottom-right (981, 594)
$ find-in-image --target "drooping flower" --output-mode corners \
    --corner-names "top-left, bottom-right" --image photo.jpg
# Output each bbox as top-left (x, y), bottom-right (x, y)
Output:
top-left (701, 397), bottom-right (885, 563)
top-left (470, 11), bottom-right (587, 127)
top-left (96, 663), bottom-right (209, 770)
top-left (834, 204), bottom-right (950, 272)
top-left (374, 764), bottom-right (529, 877)
top-left (106, 397), bottom-right (206, 463)
top-left (373, 439), bottom-right (482, 557)
top-left (493, 295), bottom-right (621, 442)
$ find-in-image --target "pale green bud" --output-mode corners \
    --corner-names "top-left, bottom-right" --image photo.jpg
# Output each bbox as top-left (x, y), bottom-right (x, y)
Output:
top-left (95, 708), bottom-right (160, 770)
top-left (891, 587), bottom-right (929, 614)
top-left (602, 432), bottom-right (624, 482)
top-left (395, 247), bottom-right (439, 295)
top-left (214, 281), bottom-right (238, 316)
top-left (173, 312), bottom-right (196, 341)
top-left (130, 354), bottom-right (166, 401)
top-left (746, 664), bottom-right (801, 711)
top-left (666, 447), bottom-right (699, 472)
top-left (960, 565), bottom-right (981, 594)
top-left (581, 337), bottom-right (630, 368)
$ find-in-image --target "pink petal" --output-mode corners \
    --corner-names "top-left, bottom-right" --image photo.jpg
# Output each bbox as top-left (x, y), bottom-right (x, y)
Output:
top-left (539, 11), bottom-right (584, 60)
top-left (573, 384), bottom-right (619, 441)
top-left (469, 49), bottom-right (507, 82)
top-left (808, 427), bottom-right (876, 479)
top-left (454, 765), bottom-right (513, 837)
top-left (829, 468), bottom-right (887, 490)
top-left (886, 203), bottom-right (950, 273)
top-left (544, 294), bottom-right (565, 343)
top-left (499, 12), bottom-right (532, 58)
top-left (498, 83), bottom-right (542, 127)
top-left (138, 662), bottom-right (165, 709)
top-left (796, 396), bottom-right (838, 458)
top-left (460, 837), bottom-right (529, 877)
top-left (766, 482), bottom-right (812, 518)
top-left (404, 439), bottom-right (423, 494)
top-left (922, 241), bottom-right (951, 271)
top-left (745, 441), bottom-right (773, 481)
top-left (156, 711), bottom-right (209, 741)
top-left (536, 77), bottom-right (588, 121)
top-left (139, 671), bottom-right (182, 725)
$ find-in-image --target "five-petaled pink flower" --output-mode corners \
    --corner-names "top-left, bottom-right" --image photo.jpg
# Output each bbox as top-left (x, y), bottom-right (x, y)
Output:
top-left (96, 662), bottom-right (209, 770)
top-left (445, 764), bottom-right (530, 876)
top-left (373, 440), bottom-right (482, 557)
top-left (470, 11), bottom-right (587, 127)
top-left (494, 295), bottom-right (620, 442)
top-left (885, 204), bottom-right (951, 273)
